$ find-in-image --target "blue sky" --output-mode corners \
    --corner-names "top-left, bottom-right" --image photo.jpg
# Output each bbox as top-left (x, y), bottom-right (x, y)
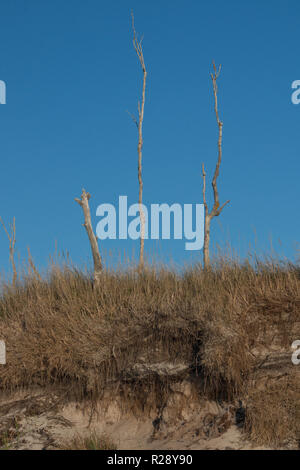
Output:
top-left (0, 0), bottom-right (299, 275)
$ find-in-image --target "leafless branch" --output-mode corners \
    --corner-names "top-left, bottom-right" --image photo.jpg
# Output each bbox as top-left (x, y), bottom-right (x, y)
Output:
top-left (202, 62), bottom-right (230, 268)
top-left (126, 110), bottom-right (139, 129)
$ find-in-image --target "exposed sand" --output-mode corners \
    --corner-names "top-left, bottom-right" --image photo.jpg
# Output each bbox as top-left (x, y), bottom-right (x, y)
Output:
top-left (0, 386), bottom-right (276, 450)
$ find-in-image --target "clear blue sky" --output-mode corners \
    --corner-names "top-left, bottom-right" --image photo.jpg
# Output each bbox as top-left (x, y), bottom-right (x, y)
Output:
top-left (0, 0), bottom-right (299, 276)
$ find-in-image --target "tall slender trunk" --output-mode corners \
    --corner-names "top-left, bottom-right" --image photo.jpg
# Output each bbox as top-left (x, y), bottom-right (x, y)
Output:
top-left (201, 63), bottom-right (230, 269)
top-left (203, 214), bottom-right (211, 269)
top-left (131, 12), bottom-right (147, 268)
top-left (137, 66), bottom-right (147, 266)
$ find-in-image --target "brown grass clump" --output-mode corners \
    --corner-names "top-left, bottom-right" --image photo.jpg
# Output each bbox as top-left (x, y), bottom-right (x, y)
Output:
top-left (245, 375), bottom-right (300, 447)
top-left (0, 255), bottom-right (299, 447)
top-left (59, 432), bottom-right (117, 450)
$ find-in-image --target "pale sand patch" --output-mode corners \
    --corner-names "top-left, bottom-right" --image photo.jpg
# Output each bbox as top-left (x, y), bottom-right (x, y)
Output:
top-left (0, 387), bottom-right (276, 450)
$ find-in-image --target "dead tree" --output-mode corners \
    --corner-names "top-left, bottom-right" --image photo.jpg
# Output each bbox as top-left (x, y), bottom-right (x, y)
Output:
top-left (202, 63), bottom-right (230, 268)
top-left (75, 188), bottom-right (102, 285)
top-left (0, 216), bottom-right (17, 286)
top-left (129, 12), bottom-right (147, 267)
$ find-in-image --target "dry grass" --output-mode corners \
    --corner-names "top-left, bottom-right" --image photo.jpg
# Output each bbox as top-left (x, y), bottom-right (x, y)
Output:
top-left (0, 417), bottom-right (21, 450)
top-left (59, 432), bottom-right (117, 450)
top-left (245, 375), bottom-right (300, 447)
top-left (0, 255), bottom-right (299, 447)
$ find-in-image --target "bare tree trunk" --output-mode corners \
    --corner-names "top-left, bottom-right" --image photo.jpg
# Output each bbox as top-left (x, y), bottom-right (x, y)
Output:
top-left (201, 63), bottom-right (230, 269)
top-left (203, 212), bottom-right (211, 269)
top-left (0, 216), bottom-right (17, 286)
top-left (75, 189), bottom-right (102, 285)
top-left (130, 12), bottom-right (147, 268)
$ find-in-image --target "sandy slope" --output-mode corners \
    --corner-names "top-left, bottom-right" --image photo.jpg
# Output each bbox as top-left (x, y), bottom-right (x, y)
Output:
top-left (0, 388), bottom-right (275, 450)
